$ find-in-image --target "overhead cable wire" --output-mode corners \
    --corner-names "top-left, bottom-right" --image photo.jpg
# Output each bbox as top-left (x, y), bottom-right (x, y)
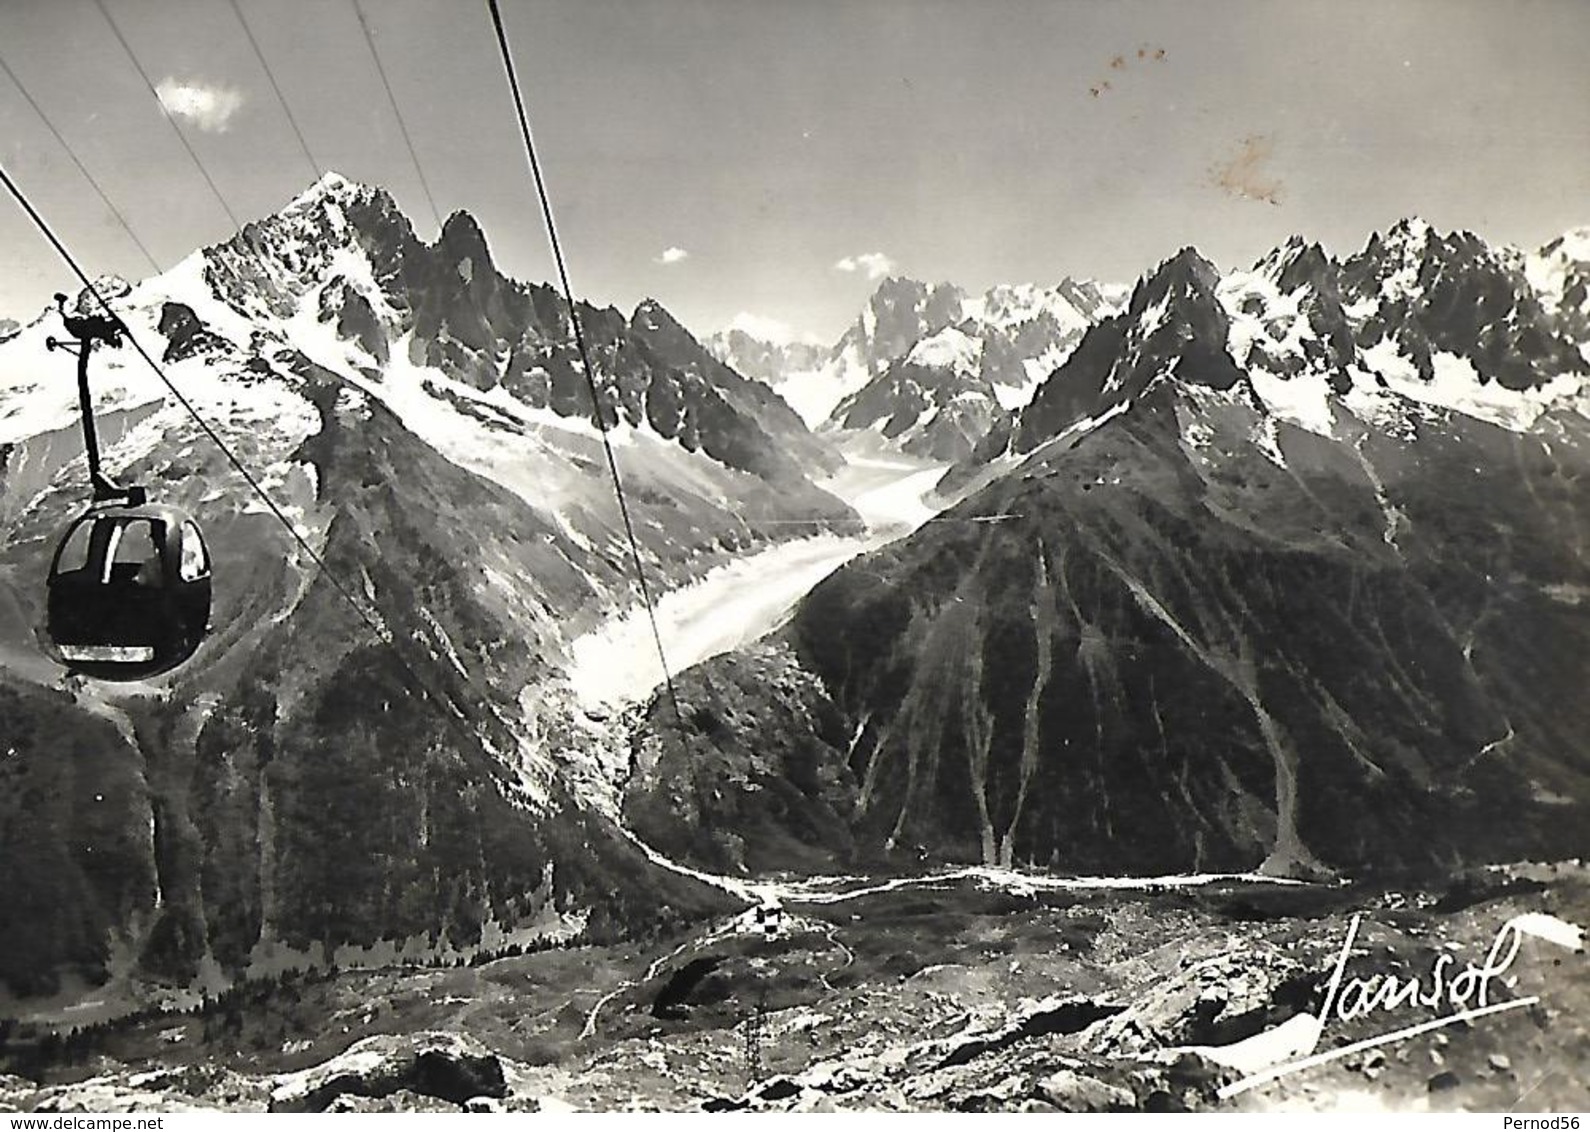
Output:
top-left (350, 0), bottom-right (443, 233)
top-left (226, 0), bottom-right (323, 183)
top-left (91, 0), bottom-right (243, 233)
top-left (0, 50), bottom-right (161, 275)
top-left (484, 0), bottom-right (684, 725)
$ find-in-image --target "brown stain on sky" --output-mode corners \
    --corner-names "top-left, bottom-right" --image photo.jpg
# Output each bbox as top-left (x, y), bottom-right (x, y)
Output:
top-left (1212, 134), bottom-right (1285, 205)
top-left (1089, 46), bottom-right (1167, 98)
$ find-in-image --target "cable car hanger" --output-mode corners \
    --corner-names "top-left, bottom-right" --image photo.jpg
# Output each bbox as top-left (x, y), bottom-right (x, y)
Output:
top-left (42, 291), bottom-right (212, 680)
top-left (45, 292), bottom-right (144, 506)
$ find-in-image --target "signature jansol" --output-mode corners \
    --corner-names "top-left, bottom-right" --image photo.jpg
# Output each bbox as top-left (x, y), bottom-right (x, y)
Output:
top-left (1203, 911), bottom-right (1585, 1099)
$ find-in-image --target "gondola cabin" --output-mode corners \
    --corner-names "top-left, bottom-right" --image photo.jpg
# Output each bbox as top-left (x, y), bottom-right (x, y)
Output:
top-left (46, 498), bottom-right (212, 680)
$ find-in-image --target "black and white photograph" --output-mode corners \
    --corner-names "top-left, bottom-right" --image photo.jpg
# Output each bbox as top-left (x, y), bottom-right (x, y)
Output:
top-left (1, 0), bottom-right (1588, 1117)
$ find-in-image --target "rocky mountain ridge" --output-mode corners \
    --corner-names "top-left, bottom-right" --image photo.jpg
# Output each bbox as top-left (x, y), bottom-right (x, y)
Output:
top-left (631, 218), bottom-right (1590, 879)
top-left (711, 276), bottom-right (1128, 459)
top-left (0, 172), bottom-right (869, 1006)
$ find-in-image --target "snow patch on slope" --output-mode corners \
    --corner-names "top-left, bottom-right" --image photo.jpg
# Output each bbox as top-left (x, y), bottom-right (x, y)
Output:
top-left (1361, 340), bottom-right (1585, 432)
top-left (1218, 270), bottom-right (1313, 368)
top-left (965, 283), bottom-right (1093, 335)
top-left (1247, 370), bottom-right (1336, 438)
top-left (798, 346), bottom-right (875, 428)
top-left (906, 326), bottom-right (983, 374)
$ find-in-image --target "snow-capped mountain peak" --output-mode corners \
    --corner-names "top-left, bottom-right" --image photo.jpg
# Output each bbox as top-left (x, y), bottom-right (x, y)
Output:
top-left (1248, 235), bottom-right (1335, 294)
top-left (1003, 222), bottom-right (1590, 467)
top-left (717, 271), bottom-right (1134, 444)
top-left (285, 168), bottom-right (368, 210)
top-left (2, 174), bottom-right (850, 553)
top-left (1388, 214), bottom-right (1434, 245)
top-left (632, 297), bottom-right (671, 332)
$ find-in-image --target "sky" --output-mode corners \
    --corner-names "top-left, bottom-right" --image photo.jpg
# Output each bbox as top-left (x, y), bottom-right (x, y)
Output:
top-left (1, 0), bottom-right (1587, 344)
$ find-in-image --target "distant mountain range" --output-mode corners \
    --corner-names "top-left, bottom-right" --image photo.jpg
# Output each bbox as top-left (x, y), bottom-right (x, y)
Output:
top-left (709, 277), bottom-right (1129, 461)
top-left (642, 218), bottom-right (1590, 878)
top-left (4, 169), bottom-right (1590, 1005)
top-left (703, 326), bottom-right (826, 389)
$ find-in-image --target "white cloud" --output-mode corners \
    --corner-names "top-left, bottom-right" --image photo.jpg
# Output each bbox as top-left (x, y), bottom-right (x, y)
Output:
top-left (655, 246), bottom-right (690, 265)
top-left (834, 252), bottom-right (897, 280)
top-left (727, 311), bottom-right (822, 346)
top-left (155, 77), bottom-right (244, 133)
top-left (728, 311), bottom-right (794, 343)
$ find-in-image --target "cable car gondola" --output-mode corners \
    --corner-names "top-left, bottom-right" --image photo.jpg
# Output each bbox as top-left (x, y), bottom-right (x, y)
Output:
top-left (41, 291), bottom-right (211, 680)
top-left (47, 495), bottom-right (212, 679)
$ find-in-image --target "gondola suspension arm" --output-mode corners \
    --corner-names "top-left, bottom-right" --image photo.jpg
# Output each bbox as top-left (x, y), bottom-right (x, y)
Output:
top-left (44, 293), bottom-right (142, 504)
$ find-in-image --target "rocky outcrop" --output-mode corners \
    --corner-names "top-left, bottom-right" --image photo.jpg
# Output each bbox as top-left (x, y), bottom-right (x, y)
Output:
top-left (624, 643), bottom-right (859, 875)
top-left (20, 1067), bottom-right (267, 1113)
top-left (157, 302), bottom-right (228, 364)
top-left (268, 1032), bottom-right (506, 1113)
